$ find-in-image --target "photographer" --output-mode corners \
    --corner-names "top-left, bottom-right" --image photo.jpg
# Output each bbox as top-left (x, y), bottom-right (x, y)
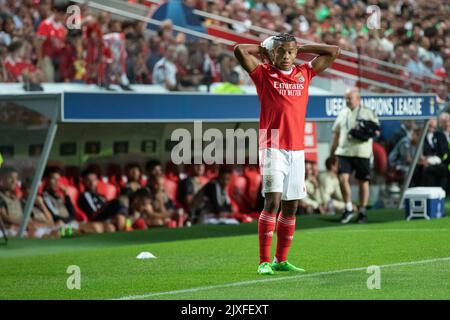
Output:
top-left (330, 87), bottom-right (379, 224)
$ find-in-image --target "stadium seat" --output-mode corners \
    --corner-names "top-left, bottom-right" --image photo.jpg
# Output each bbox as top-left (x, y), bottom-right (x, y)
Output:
top-left (65, 185), bottom-right (88, 222)
top-left (59, 176), bottom-right (70, 186)
top-left (108, 175), bottom-right (126, 193)
top-left (164, 178), bottom-right (178, 203)
top-left (205, 164), bottom-right (219, 179)
top-left (228, 174), bottom-right (251, 213)
top-left (243, 166), bottom-right (261, 208)
top-left (165, 161), bottom-right (180, 183)
top-left (97, 181), bottom-right (118, 200)
top-left (373, 142), bottom-right (388, 175)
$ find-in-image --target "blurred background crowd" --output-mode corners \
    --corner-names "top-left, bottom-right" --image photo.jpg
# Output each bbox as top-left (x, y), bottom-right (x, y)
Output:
top-left (0, 0), bottom-right (448, 104)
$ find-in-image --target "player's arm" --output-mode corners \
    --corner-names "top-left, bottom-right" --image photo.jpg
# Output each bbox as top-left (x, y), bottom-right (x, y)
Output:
top-left (233, 44), bottom-right (268, 73)
top-left (298, 44), bottom-right (340, 75)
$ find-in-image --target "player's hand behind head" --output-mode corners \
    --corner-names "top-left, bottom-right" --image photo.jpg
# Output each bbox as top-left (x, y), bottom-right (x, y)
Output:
top-left (261, 36), bottom-right (275, 52)
top-left (260, 36), bottom-right (274, 62)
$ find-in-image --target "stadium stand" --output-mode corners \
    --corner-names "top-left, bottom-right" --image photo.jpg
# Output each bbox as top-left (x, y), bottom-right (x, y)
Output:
top-left (0, 0), bottom-right (448, 98)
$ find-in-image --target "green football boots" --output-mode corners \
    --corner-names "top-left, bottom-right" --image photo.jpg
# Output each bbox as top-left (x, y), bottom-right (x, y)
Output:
top-left (271, 260), bottom-right (305, 273)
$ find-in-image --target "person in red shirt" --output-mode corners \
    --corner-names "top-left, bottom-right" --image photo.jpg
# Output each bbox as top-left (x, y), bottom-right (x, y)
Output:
top-left (234, 33), bottom-right (340, 275)
top-left (36, 2), bottom-right (68, 82)
top-left (83, 20), bottom-right (112, 87)
top-left (3, 40), bottom-right (44, 90)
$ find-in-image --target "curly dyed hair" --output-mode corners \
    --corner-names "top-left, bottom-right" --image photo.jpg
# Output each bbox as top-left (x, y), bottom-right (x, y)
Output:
top-left (273, 33), bottom-right (296, 43)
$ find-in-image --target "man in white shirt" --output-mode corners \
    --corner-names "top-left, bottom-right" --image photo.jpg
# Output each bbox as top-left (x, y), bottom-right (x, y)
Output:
top-left (152, 45), bottom-right (178, 91)
top-left (330, 88), bottom-right (379, 224)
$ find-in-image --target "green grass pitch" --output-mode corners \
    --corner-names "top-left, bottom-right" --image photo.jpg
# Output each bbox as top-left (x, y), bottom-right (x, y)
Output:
top-left (1, 205), bottom-right (449, 300)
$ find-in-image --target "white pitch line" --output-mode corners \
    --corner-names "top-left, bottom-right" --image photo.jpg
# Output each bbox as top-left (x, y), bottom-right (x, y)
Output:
top-left (114, 256), bottom-right (450, 300)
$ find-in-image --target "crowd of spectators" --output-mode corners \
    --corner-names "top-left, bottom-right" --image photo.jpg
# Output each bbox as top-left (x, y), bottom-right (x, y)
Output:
top-left (0, 0), bottom-right (250, 91)
top-left (196, 0), bottom-right (449, 92)
top-left (0, 0), bottom-right (448, 100)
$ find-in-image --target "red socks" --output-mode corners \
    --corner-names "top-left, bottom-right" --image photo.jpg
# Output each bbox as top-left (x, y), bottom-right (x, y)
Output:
top-left (258, 211), bottom-right (276, 264)
top-left (275, 214), bottom-right (296, 263)
top-left (258, 211), bottom-right (297, 264)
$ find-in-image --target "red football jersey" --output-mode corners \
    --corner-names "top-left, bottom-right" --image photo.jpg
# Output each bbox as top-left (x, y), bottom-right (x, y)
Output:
top-left (4, 56), bottom-right (37, 82)
top-left (250, 62), bottom-right (316, 151)
top-left (37, 16), bottom-right (67, 58)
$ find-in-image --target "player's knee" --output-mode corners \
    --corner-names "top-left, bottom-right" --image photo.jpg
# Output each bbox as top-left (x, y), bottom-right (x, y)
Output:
top-left (282, 200), bottom-right (298, 216)
top-left (264, 196), bottom-right (281, 213)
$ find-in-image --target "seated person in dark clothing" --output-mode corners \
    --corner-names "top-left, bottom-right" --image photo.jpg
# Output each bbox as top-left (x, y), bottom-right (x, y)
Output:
top-left (42, 167), bottom-right (76, 224)
top-left (191, 166), bottom-right (234, 223)
top-left (177, 163), bottom-right (206, 212)
top-left (78, 168), bottom-right (127, 232)
top-left (420, 118), bottom-right (449, 190)
top-left (42, 167), bottom-right (105, 234)
top-left (119, 163), bottom-right (144, 208)
top-left (121, 163), bottom-right (143, 197)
